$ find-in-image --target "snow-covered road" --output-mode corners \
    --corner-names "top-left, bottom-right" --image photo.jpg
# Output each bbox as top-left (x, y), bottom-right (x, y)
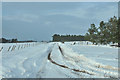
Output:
top-left (1, 42), bottom-right (119, 78)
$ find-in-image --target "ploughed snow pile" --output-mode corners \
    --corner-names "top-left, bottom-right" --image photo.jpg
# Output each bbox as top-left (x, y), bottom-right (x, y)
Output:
top-left (1, 42), bottom-right (119, 78)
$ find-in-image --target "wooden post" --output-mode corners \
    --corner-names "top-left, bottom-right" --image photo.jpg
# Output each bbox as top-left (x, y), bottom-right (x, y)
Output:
top-left (11, 45), bottom-right (14, 51)
top-left (0, 47), bottom-right (3, 52)
top-left (8, 46), bottom-right (11, 51)
top-left (18, 45), bottom-right (20, 50)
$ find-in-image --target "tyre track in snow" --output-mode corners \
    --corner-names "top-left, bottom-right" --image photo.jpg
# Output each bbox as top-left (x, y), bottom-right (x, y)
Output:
top-left (36, 44), bottom-right (56, 78)
top-left (58, 45), bottom-right (118, 78)
top-left (47, 45), bottom-right (94, 75)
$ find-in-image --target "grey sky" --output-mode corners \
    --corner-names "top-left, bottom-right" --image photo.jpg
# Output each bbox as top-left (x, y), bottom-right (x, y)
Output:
top-left (2, 2), bottom-right (118, 41)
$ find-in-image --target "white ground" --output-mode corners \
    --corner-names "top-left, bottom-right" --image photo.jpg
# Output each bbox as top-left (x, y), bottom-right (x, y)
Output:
top-left (0, 41), bottom-right (119, 78)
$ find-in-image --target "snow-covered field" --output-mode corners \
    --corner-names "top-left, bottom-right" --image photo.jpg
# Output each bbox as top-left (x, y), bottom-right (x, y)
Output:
top-left (0, 41), bottom-right (119, 78)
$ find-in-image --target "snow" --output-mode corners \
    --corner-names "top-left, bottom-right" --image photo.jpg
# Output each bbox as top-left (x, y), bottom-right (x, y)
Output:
top-left (0, 41), bottom-right (119, 78)
top-left (0, 43), bottom-right (2, 79)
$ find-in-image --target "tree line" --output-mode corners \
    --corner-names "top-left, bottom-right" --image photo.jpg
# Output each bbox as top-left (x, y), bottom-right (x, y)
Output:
top-left (0, 38), bottom-right (37, 43)
top-left (85, 16), bottom-right (120, 46)
top-left (52, 34), bottom-right (85, 41)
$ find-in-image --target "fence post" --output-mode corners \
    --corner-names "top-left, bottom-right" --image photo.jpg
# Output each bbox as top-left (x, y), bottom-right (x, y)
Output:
top-left (21, 45), bottom-right (23, 49)
top-left (8, 46), bottom-right (11, 51)
top-left (0, 47), bottom-right (3, 52)
top-left (13, 46), bottom-right (16, 51)
top-left (11, 45), bottom-right (15, 51)
top-left (23, 44), bottom-right (25, 48)
top-left (18, 45), bottom-right (20, 50)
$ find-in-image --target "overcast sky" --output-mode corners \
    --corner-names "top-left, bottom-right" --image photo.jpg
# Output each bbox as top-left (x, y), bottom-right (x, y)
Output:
top-left (2, 2), bottom-right (118, 41)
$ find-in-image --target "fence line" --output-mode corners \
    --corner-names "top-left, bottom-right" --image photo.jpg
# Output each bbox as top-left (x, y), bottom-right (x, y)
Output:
top-left (2, 42), bottom-right (41, 53)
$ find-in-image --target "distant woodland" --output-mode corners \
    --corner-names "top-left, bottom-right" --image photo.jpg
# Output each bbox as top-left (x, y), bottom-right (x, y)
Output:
top-left (0, 38), bottom-right (36, 43)
top-left (52, 34), bottom-right (85, 42)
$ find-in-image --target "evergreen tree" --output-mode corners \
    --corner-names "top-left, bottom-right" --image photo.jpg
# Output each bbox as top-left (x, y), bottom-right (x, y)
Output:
top-left (85, 16), bottom-right (119, 46)
top-left (87, 24), bottom-right (98, 44)
top-left (98, 21), bottom-right (110, 44)
top-left (118, 17), bottom-right (120, 47)
top-left (108, 16), bottom-right (118, 44)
